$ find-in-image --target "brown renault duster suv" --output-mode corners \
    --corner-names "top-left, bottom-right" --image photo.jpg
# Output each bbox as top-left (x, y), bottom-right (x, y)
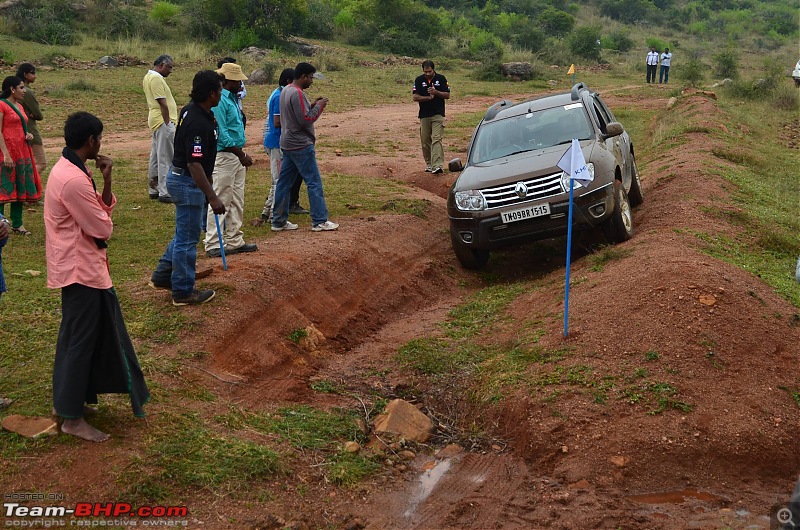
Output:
top-left (447, 83), bottom-right (643, 269)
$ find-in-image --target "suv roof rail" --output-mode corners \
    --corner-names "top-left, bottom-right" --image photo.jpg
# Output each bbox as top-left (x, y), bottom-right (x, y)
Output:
top-left (570, 82), bottom-right (588, 101)
top-left (484, 100), bottom-right (514, 121)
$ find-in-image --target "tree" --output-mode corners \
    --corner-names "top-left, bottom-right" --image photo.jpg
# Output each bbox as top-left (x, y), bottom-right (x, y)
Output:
top-left (536, 7), bottom-right (574, 38)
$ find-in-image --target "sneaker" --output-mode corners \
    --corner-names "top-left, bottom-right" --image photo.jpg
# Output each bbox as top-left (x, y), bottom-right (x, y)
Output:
top-left (424, 166), bottom-right (433, 173)
top-left (271, 221), bottom-right (299, 231)
top-left (172, 289), bottom-right (216, 306)
top-left (289, 203), bottom-right (310, 215)
top-left (149, 192), bottom-right (159, 200)
top-left (431, 167), bottom-right (444, 174)
top-left (206, 248), bottom-right (222, 258)
top-left (311, 220), bottom-right (339, 232)
top-left (228, 243), bottom-right (258, 255)
top-left (158, 195), bottom-right (174, 203)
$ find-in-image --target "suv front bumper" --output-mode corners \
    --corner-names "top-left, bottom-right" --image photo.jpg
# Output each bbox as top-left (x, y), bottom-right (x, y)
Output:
top-left (449, 182), bottom-right (614, 250)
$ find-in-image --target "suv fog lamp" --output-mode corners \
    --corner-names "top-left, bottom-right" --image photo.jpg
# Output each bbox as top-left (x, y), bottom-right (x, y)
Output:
top-left (460, 232), bottom-right (474, 243)
top-left (454, 190), bottom-right (487, 211)
top-left (560, 162), bottom-right (594, 192)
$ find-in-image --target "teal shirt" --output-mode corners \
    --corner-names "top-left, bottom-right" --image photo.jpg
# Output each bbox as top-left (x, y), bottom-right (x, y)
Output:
top-left (211, 89), bottom-right (245, 151)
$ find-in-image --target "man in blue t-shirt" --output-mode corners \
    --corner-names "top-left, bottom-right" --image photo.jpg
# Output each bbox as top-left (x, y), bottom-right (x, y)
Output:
top-left (261, 68), bottom-right (307, 222)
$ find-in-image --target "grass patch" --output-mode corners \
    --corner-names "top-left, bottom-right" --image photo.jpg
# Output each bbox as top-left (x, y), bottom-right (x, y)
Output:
top-left (119, 413), bottom-right (283, 503)
top-left (778, 386), bottom-right (800, 408)
top-left (588, 245), bottom-right (631, 272)
top-left (289, 328), bottom-right (308, 343)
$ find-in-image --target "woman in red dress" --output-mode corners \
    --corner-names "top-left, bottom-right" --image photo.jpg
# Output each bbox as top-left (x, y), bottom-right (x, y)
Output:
top-left (0, 75), bottom-right (42, 235)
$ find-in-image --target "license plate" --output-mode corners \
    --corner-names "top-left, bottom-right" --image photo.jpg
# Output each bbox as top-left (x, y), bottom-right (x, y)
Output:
top-left (501, 203), bottom-right (551, 224)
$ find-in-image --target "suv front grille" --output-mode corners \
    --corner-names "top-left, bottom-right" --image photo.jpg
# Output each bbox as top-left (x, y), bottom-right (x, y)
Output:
top-left (482, 173), bottom-right (563, 209)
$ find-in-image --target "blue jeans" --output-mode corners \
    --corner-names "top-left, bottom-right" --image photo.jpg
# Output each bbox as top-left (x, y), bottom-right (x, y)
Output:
top-left (272, 145), bottom-right (329, 227)
top-left (152, 167), bottom-right (205, 298)
top-left (659, 65), bottom-right (669, 83)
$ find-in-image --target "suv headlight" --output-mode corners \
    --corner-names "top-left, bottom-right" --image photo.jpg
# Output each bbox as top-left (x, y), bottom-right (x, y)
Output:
top-left (560, 162), bottom-right (594, 192)
top-left (454, 190), bottom-right (487, 211)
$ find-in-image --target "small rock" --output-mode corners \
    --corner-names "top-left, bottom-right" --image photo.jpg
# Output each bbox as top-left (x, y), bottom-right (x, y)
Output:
top-left (398, 450), bottom-right (416, 461)
top-left (344, 441), bottom-right (360, 454)
top-left (568, 479), bottom-right (590, 490)
top-left (0, 397), bottom-right (12, 410)
top-left (609, 456), bottom-right (626, 467)
top-left (435, 443), bottom-right (464, 459)
top-left (396, 464), bottom-right (407, 472)
top-left (561, 445), bottom-right (568, 453)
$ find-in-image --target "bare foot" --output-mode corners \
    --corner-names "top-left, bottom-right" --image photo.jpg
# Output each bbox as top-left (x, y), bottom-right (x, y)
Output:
top-left (60, 418), bottom-right (109, 443)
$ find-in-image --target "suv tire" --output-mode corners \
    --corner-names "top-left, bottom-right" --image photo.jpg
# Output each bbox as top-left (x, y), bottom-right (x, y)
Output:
top-left (628, 154), bottom-right (644, 207)
top-left (450, 231), bottom-right (490, 269)
top-left (602, 180), bottom-right (634, 243)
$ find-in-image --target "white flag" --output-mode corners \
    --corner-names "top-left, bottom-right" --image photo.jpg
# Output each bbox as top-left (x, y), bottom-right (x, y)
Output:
top-left (557, 138), bottom-right (593, 186)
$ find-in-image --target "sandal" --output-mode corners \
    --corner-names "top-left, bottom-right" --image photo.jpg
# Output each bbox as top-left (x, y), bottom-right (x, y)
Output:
top-left (12, 227), bottom-right (31, 236)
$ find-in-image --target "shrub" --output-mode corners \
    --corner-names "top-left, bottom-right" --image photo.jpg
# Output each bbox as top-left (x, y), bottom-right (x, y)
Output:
top-left (568, 26), bottom-right (602, 62)
top-left (771, 84), bottom-right (799, 111)
top-left (258, 60), bottom-right (281, 85)
top-left (149, 2), bottom-right (181, 25)
top-left (645, 37), bottom-right (668, 52)
top-left (602, 31), bottom-right (634, 52)
top-left (712, 48), bottom-right (739, 79)
top-left (680, 50), bottom-right (705, 87)
top-left (6, 0), bottom-right (79, 45)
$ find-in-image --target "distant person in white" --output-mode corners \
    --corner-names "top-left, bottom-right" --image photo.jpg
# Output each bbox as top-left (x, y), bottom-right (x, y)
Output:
top-left (646, 47), bottom-right (659, 84)
top-left (659, 48), bottom-right (672, 84)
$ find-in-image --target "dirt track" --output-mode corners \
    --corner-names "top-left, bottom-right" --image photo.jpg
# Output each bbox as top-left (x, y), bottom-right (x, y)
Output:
top-left (17, 88), bottom-right (800, 528)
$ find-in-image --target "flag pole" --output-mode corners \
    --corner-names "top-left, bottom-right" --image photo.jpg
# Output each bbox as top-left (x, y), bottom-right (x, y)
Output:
top-left (213, 214), bottom-right (228, 271)
top-left (563, 178), bottom-right (575, 338)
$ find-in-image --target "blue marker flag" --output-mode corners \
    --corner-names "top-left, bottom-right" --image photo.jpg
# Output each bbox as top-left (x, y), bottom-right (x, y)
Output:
top-left (556, 139), bottom-right (591, 337)
top-left (213, 214), bottom-right (228, 271)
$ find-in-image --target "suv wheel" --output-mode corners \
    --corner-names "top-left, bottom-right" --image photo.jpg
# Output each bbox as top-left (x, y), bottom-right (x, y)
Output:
top-left (628, 154), bottom-right (644, 207)
top-left (450, 231), bottom-right (490, 269)
top-left (602, 180), bottom-right (634, 243)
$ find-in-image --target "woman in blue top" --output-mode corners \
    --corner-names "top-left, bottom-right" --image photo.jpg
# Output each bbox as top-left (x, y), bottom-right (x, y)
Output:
top-left (261, 68), bottom-right (307, 222)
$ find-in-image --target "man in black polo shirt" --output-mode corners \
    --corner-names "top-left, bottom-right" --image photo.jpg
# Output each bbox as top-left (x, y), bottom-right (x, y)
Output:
top-left (413, 60), bottom-right (450, 174)
top-left (150, 70), bottom-right (226, 306)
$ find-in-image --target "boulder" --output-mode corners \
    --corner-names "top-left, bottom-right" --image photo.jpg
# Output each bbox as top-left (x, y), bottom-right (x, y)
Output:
top-left (2, 415), bottom-right (58, 438)
top-left (373, 399), bottom-right (433, 443)
top-left (500, 62), bottom-right (532, 78)
top-left (247, 68), bottom-right (270, 85)
top-left (241, 46), bottom-right (269, 62)
top-left (98, 56), bottom-right (118, 67)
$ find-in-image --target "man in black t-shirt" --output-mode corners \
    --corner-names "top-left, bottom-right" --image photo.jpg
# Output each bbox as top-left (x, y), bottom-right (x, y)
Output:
top-left (150, 70), bottom-right (226, 306)
top-left (413, 60), bottom-right (450, 174)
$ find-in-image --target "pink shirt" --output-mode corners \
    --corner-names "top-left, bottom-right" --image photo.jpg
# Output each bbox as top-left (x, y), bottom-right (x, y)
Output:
top-left (44, 156), bottom-right (116, 289)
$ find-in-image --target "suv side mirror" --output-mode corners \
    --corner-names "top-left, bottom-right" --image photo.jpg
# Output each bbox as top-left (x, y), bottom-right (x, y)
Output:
top-left (448, 158), bottom-right (464, 172)
top-left (604, 122), bottom-right (624, 138)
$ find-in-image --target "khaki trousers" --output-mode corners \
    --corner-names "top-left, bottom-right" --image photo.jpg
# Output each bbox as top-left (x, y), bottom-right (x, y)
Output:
top-left (204, 152), bottom-right (247, 251)
top-left (420, 115), bottom-right (445, 170)
top-left (31, 143), bottom-right (47, 175)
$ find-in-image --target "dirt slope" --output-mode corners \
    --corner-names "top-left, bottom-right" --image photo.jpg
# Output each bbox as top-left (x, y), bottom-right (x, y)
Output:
top-left (7, 88), bottom-right (799, 530)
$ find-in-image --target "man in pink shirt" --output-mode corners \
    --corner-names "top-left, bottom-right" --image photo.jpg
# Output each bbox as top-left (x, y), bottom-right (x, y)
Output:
top-left (44, 112), bottom-right (149, 442)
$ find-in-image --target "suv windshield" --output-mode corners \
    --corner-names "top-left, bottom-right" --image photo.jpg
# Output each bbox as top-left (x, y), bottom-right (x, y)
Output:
top-left (469, 103), bottom-right (593, 165)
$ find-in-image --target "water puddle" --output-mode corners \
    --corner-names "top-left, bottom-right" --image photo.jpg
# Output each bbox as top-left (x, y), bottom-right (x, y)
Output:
top-left (627, 488), bottom-right (721, 504)
top-left (403, 459), bottom-right (453, 518)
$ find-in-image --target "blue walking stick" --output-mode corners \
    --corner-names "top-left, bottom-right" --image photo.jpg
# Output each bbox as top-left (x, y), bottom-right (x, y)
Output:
top-left (213, 214), bottom-right (228, 271)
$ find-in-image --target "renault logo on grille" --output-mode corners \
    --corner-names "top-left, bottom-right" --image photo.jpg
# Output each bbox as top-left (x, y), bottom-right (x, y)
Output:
top-left (515, 182), bottom-right (528, 198)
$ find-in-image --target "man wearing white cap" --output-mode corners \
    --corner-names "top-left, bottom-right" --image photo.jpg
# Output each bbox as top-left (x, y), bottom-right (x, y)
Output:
top-left (204, 62), bottom-right (257, 257)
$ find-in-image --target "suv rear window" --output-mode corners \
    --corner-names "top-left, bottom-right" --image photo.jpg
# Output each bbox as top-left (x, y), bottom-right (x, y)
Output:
top-left (470, 104), bottom-right (593, 165)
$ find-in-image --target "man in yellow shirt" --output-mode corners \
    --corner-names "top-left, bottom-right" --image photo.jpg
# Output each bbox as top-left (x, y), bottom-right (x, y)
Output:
top-left (143, 54), bottom-right (177, 202)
